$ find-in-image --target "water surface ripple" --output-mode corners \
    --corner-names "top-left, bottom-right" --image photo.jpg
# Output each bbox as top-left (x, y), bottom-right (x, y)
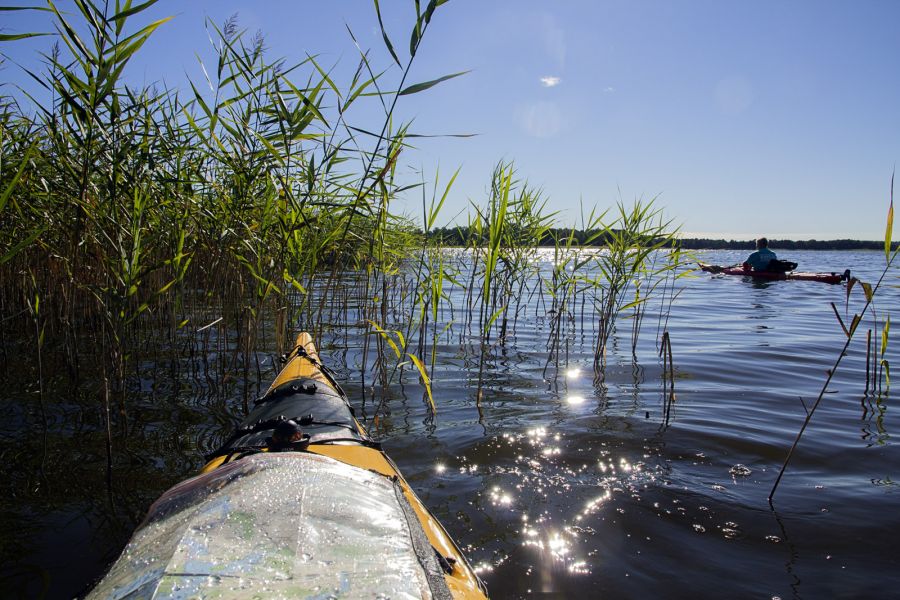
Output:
top-left (1, 250), bottom-right (898, 598)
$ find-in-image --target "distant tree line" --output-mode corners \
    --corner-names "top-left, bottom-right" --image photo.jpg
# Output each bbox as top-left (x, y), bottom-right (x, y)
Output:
top-left (427, 227), bottom-right (899, 251)
top-left (667, 237), bottom-right (899, 251)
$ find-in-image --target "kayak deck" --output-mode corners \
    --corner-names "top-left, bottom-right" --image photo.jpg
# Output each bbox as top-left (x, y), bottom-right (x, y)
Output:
top-left (699, 262), bottom-right (849, 284)
top-left (91, 453), bottom-right (455, 598)
top-left (89, 332), bottom-right (488, 599)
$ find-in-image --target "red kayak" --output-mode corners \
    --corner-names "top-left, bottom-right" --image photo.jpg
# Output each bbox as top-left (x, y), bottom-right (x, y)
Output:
top-left (699, 263), bottom-right (850, 284)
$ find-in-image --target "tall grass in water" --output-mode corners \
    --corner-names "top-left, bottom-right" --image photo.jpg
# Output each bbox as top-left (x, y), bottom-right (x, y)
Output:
top-left (543, 208), bottom-right (606, 377)
top-left (0, 1), bottom-right (458, 451)
top-left (464, 163), bottom-right (555, 400)
top-left (537, 201), bottom-right (686, 385)
top-left (447, 164), bottom-right (684, 401)
top-left (473, 164), bottom-right (553, 339)
top-left (588, 199), bottom-right (681, 369)
top-left (1, 0), bottom-right (686, 436)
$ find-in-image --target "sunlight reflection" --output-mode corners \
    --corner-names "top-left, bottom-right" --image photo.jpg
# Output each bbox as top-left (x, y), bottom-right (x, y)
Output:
top-left (547, 533), bottom-right (569, 558)
top-left (489, 486), bottom-right (514, 507)
top-left (565, 368), bottom-right (581, 379)
top-left (567, 395), bottom-right (586, 405)
top-left (528, 427), bottom-right (548, 440)
top-left (583, 491), bottom-right (612, 514)
top-left (473, 562), bottom-right (494, 575)
top-left (569, 560), bottom-right (590, 575)
top-left (520, 527), bottom-right (590, 574)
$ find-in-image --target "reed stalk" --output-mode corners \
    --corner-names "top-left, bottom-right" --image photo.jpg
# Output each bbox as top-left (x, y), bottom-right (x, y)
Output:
top-left (770, 186), bottom-right (898, 502)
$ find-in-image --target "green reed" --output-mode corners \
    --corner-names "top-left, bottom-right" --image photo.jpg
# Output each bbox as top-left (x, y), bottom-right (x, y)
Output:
top-left (0, 1), bottom-right (457, 418)
top-left (770, 185), bottom-right (898, 502)
top-left (585, 199), bottom-right (682, 368)
top-left (0, 0), bottom-right (693, 440)
top-left (465, 162), bottom-right (555, 400)
top-left (542, 208), bottom-right (606, 376)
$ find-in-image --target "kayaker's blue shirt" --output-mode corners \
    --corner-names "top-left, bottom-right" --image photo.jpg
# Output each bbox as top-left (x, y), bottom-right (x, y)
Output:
top-left (746, 247), bottom-right (776, 271)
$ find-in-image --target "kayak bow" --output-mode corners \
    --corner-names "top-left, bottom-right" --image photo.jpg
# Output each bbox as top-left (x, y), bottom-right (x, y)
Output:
top-left (88, 332), bottom-right (488, 600)
top-left (698, 262), bottom-right (850, 284)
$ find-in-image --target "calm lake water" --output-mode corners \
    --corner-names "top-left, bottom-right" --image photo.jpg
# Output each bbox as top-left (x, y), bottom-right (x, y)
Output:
top-left (2, 249), bottom-right (898, 598)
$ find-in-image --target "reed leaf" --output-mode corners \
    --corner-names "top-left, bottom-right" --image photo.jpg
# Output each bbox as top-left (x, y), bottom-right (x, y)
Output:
top-left (0, 226), bottom-right (45, 265)
top-left (427, 166), bottom-right (459, 230)
top-left (830, 302), bottom-right (850, 338)
top-left (885, 170), bottom-right (895, 261)
top-left (861, 281), bottom-right (874, 302)
top-left (0, 32), bottom-right (51, 41)
top-left (0, 142), bottom-right (34, 213)
top-left (408, 352), bottom-right (435, 413)
top-left (111, 0), bottom-right (160, 27)
top-left (373, 0), bottom-right (401, 66)
top-left (368, 320), bottom-right (402, 359)
top-left (399, 71), bottom-right (469, 96)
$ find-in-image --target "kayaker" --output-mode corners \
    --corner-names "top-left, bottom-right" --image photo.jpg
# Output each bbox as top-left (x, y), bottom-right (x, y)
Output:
top-left (743, 237), bottom-right (776, 271)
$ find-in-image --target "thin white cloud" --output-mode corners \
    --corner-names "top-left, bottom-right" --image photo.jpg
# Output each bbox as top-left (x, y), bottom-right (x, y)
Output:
top-left (540, 76), bottom-right (561, 88)
top-left (540, 13), bottom-right (566, 68)
top-left (604, 86), bottom-right (615, 94)
top-left (516, 101), bottom-right (563, 138)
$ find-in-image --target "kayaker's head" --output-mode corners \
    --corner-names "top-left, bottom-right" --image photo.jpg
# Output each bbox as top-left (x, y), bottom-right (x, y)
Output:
top-left (756, 237), bottom-right (768, 249)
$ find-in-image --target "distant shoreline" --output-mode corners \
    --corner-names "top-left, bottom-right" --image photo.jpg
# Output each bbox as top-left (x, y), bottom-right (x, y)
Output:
top-left (428, 227), bottom-right (898, 251)
top-left (671, 238), bottom-right (898, 251)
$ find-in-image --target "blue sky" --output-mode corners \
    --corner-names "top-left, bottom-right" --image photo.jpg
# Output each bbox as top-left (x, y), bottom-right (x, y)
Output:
top-left (3, 0), bottom-right (899, 240)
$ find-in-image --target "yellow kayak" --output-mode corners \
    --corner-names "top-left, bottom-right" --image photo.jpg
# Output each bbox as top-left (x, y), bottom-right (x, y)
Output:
top-left (89, 332), bottom-right (488, 599)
